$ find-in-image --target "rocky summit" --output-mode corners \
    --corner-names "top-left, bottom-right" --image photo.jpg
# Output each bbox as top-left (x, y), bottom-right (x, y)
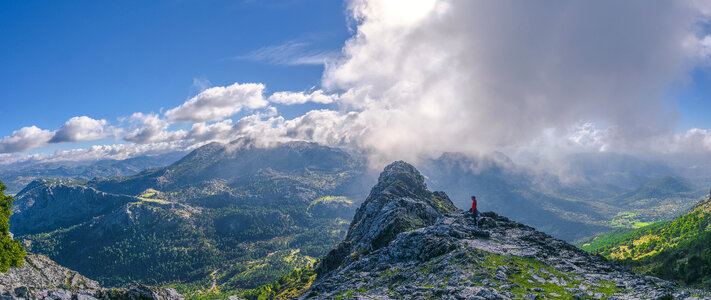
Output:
top-left (0, 254), bottom-right (184, 300)
top-left (304, 161), bottom-right (708, 299)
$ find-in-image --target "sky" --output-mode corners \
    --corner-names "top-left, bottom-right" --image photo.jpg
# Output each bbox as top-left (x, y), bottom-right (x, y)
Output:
top-left (3, 0), bottom-right (711, 168)
top-left (0, 0), bottom-right (348, 139)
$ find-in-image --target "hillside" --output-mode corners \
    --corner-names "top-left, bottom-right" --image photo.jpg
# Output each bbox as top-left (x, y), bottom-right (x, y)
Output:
top-left (11, 141), bottom-right (371, 296)
top-left (581, 194), bottom-right (711, 288)
top-left (297, 161), bottom-right (702, 299)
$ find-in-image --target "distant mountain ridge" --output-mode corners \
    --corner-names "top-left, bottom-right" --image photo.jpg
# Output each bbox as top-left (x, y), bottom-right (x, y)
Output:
top-left (0, 151), bottom-right (185, 194)
top-left (11, 179), bottom-right (134, 235)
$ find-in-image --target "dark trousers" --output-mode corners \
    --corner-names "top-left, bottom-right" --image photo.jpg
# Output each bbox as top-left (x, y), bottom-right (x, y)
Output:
top-left (471, 208), bottom-right (478, 221)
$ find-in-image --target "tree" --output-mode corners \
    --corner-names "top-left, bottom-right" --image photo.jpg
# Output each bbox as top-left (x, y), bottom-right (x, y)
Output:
top-left (0, 180), bottom-right (25, 272)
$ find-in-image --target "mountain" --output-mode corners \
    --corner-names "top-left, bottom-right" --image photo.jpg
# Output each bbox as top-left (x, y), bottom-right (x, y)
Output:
top-left (298, 161), bottom-right (703, 299)
top-left (617, 176), bottom-right (695, 201)
top-left (580, 194), bottom-right (711, 288)
top-left (0, 152), bottom-right (185, 194)
top-left (88, 140), bottom-right (365, 196)
top-left (11, 141), bottom-right (711, 297)
top-left (421, 153), bottom-right (709, 241)
top-left (11, 179), bottom-right (134, 235)
top-left (0, 253), bottom-right (184, 299)
top-left (10, 141), bottom-right (372, 296)
top-left (421, 153), bottom-right (609, 241)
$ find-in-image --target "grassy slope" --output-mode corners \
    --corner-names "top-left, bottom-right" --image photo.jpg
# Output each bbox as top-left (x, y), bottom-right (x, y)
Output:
top-left (581, 196), bottom-right (711, 287)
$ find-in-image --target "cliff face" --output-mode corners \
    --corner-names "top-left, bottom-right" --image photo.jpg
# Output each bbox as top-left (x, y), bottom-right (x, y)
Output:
top-left (316, 161), bottom-right (458, 276)
top-left (0, 254), bottom-right (184, 300)
top-left (303, 161), bottom-right (706, 299)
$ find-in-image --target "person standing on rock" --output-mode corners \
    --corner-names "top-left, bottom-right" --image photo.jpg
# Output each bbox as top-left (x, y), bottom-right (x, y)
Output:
top-left (470, 196), bottom-right (478, 223)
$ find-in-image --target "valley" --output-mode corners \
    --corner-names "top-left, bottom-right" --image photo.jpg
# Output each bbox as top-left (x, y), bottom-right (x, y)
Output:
top-left (4, 141), bottom-right (711, 298)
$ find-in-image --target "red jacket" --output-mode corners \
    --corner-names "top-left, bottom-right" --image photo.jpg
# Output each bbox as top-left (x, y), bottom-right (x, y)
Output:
top-left (471, 199), bottom-right (477, 212)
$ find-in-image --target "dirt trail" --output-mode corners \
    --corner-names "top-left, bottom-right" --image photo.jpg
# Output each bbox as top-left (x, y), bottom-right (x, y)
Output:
top-left (207, 269), bottom-right (220, 292)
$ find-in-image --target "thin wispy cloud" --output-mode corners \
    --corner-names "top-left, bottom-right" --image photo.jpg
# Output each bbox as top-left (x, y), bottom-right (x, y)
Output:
top-left (234, 40), bottom-right (339, 66)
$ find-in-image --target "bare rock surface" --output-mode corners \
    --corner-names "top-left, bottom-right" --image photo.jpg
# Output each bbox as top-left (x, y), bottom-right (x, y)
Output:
top-left (303, 161), bottom-right (710, 300)
top-left (0, 254), bottom-right (183, 300)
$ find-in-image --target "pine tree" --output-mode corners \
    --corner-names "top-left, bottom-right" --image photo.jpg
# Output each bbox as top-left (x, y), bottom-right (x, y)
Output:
top-left (0, 180), bottom-right (25, 272)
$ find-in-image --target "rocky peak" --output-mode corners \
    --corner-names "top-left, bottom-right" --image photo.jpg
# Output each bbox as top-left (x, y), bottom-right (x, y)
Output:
top-left (316, 161), bottom-right (457, 276)
top-left (303, 163), bottom-right (707, 299)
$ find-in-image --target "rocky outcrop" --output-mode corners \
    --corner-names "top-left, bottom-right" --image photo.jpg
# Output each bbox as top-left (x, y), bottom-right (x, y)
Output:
top-left (0, 254), bottom-right (100, 292)
top-left (0, 254), bottom-right (183, 300)
top-left (316, 161), bottom-right (458, 276)
top-left (303, 161), bottom-right (708, 299)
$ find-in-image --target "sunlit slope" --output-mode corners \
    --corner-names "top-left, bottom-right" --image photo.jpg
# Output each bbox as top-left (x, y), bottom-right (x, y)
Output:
top-left (581, 195), bottom-right (711, 287)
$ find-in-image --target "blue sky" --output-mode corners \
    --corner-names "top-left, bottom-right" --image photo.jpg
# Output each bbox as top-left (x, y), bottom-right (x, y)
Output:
top-left (2, 1), bottom-right (711, 163)
top-left (676, 69), bottom-right (711, 131)
top-left (0, 0), bottom-right (349, 138)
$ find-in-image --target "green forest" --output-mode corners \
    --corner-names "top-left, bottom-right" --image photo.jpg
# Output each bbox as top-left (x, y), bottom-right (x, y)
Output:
top-left (0, 180), bottom-right (25, 272)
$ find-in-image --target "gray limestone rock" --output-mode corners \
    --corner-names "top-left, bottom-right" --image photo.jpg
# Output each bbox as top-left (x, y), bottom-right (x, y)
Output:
top-left (0, 254), bottom-right (183, 300)
top-left (301, 161), bottom-right (711, 300)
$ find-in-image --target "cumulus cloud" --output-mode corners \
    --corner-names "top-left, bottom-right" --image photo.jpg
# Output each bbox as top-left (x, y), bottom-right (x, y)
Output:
top-left (0, 116), bottom-right (120, 154)
top-left (165, 83), bottom-right (269, 123)
top-left (0, 141), bottom-right (186, 166)
top-left (268, 89), bottom-right (337, 105)
top-left (124, 113), bottom-right (187, 144)
top-left (186, 120), bottom-right (236, 142)
top-left (0, 126), bottom-right (54, 153)
top-left (119, 0), bottom-right (711, 165)
top-left (49, 116), bottom-right (115, 143)
top-left (308, 0), bottom-right (711, 164)
top-left (6, 0), bottom-right (711, 168)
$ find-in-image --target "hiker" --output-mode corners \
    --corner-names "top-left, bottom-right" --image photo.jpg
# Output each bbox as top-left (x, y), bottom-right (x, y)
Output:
top-left (470, 195), bottom-right (478, 222)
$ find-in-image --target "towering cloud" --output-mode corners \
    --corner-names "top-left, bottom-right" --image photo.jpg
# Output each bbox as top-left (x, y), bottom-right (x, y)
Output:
top-left (313, 0), bottom-right (711, 162)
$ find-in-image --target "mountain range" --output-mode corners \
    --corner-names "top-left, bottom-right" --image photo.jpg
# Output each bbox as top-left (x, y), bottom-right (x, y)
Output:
top-left (10, 141), bottom-right (371, 296)
top-left (5, 140), bottom-right (711, 298)
top-left (0, 152), bottom-right (185, 195)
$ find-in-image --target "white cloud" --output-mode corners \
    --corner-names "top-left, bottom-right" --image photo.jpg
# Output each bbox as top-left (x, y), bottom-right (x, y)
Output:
top-left (267, 89), bottom-right (337, 105)
top-left (311, 0), bottom-right (711, 164)
top-left (49, 116), bottom-right (115, 143)
top-left (165, 83), bottom-right (269, 123)
top-left (124, 113), bottom-right (187, 144)
top-left (0, 141), bottom-right (186, 166)
top-left (0, 126), bottom-right (54, 154)
top-left (236, 40), bottom-right (339, 66)
top-left (186, 120), bottom-right (236, 142)
top-left (6, 0), bottom-right (711, 168)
